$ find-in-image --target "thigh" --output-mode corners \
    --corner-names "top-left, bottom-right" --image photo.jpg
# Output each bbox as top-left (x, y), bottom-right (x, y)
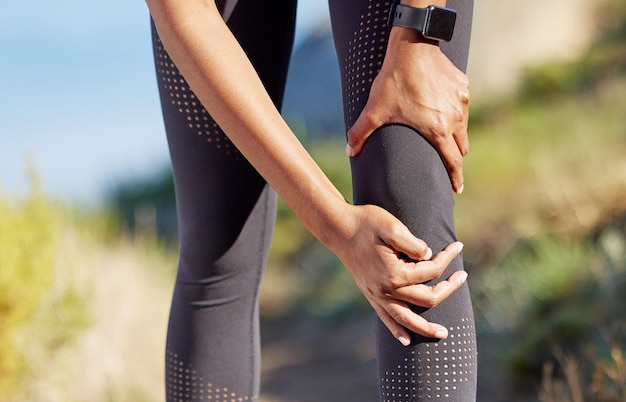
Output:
top-left (154, 2), bottom-right (298, 400)
top-left (151, 0), bottom-right (297, 273)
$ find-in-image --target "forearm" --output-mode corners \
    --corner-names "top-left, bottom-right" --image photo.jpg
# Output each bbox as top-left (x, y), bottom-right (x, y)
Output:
top-left (146, 0), bottom-right (352, 245)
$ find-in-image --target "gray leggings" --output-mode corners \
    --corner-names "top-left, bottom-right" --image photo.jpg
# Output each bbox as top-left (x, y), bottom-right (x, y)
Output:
top-left (152, 1), bottom-right (477, 401)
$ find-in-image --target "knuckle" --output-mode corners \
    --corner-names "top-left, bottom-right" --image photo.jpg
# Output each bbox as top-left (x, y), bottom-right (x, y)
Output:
top-left (459, 87), bottom-right (470, 105)
top-left (453, 153), bottom-right (464, 167)
top-left (454, 106), bottom-right (466, 124)
top-left (431, 125), bottom-right (448, 142)
top-left (433, 260), bottom-right (447, 277)
top-left (378, 272), bottom-right (403, 294)
top-left (380, 220), bottom-right (404, 243)
top-left (425, 294), bottom-right (441, 308)
top-left (392, 312), bottom-right (409, 327)
top-left (388, 274), bottom-right (405, 289)
top-left (346, 128), bottom-right (356, 142)
top-left (386, 222), bottom-right (404, 240)
top-left (374, 280), bottom-right (394, 298)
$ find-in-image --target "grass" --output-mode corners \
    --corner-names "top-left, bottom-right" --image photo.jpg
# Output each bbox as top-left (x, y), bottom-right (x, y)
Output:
top-left (457, 78), bottom-right (626, 242)
top-left (0, 188), bottom-right (102, 401)
top-left (0, 170), bottom-right (63, 397)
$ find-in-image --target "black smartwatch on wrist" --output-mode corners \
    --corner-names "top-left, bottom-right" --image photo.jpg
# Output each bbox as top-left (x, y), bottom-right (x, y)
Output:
top-left (388, 3), bottom-right (457, 42)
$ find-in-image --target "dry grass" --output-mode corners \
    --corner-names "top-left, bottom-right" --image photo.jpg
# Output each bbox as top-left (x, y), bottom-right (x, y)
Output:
top-left (11, 227), bottom-right (175, 402)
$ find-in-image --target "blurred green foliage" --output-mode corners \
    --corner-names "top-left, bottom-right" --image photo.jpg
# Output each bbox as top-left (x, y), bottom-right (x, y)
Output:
top-left (0, 173), bottom-right (89, 399)
top-left (458, 1), bottom-right (626, 395)
top-left (519, 0), bottom-right (626, 100)
top-left (0, 175), bottom-right (58, 395)
top-left (106, 167), bottom-right (178, 241)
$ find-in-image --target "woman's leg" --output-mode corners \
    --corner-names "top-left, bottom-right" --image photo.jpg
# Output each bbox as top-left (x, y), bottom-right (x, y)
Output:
top-left (328, 1), bottom-right (477, 400)
top-left (151, 1), bottom-right (297, 400)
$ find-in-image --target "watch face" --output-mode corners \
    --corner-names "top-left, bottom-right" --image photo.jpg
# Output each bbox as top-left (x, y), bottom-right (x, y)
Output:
top-left (425, 6), bottom-right (456, 42)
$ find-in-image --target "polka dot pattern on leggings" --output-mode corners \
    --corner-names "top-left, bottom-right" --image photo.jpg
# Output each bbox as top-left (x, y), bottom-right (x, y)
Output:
top-left (152, 26), bottom-right (240, 160)
top-left (166, 351), bottom-right (257, 402)
top-left (380, 318), bottom-right (477, 401)
top-left (341, 0), bottom-right (391, 128)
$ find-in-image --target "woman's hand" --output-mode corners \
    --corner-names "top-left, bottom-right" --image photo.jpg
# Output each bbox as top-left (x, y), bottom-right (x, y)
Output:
top-left (332, 203), bottom-right (468, 346)
top-left (346, 28), bottom-right (470, 195)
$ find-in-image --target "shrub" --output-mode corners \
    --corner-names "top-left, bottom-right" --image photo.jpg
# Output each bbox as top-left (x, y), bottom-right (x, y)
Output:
top-left (0, 184), bottom-right (59, 395)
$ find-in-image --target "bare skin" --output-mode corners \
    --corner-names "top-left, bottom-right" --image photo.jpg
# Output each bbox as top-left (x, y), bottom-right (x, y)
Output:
top-left (146, 0), bottom-right (469, 346)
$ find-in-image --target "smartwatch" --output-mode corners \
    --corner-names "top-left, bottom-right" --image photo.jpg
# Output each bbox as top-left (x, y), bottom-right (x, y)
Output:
top-left (388, 3), bottom-right (457, 42)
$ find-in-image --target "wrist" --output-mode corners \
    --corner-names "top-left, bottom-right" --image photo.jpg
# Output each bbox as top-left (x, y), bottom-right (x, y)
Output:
top-left (389, 24), bottom-right (440, 46)
top-left (313, 198), bottom-right (358, 249)
top-left (387, 24), bottom-right (441, 58)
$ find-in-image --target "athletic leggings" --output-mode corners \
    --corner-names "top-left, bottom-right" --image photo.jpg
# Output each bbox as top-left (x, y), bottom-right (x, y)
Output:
top-left (151, 1), bottom-right (477, 401)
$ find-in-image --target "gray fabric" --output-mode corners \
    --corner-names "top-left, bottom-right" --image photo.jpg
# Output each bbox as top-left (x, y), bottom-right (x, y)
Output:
top-left (330, 1), bottom-right (478, 400)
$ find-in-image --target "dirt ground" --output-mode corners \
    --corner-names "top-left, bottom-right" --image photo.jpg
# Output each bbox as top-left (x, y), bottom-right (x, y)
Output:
top-left (260, 312), bottom-right (378, 402)
top-left (259, 312), bottom-right (538, 402)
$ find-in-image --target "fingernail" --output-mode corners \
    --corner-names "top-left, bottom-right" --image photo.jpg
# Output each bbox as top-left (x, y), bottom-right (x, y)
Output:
top-left (457, 242), bottom-right (464, 253)
top-left (435, 328), bottom-right (449, 339)
top-left (398, 335), bottom-right (411, 346)
top-left (456, 184), bottom-right (464, 195)
top-left (459, 271), bottom-right (468, 284)
top-left (425, 247), bottom-right (433, 260)
top-left (345, 143), bottom-right (354, 157)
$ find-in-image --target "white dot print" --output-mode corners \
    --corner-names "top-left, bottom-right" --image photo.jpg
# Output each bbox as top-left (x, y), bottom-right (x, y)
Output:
top-left (342, 0), bottom-right (390, 128)
top-left (152, 26), bottom-right (240, 160)
top-left (166, 351), bottom-right (257, 402)
top-left (380, 318), bottom-right (477, 401)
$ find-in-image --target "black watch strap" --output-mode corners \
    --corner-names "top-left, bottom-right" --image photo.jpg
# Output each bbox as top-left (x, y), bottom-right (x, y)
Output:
top-left (388, 3), bottom-right (457, 42)
top-left (388, 3), bottom-right (429, 33)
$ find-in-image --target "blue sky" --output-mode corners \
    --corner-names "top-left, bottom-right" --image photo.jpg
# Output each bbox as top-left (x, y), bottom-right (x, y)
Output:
top-left (0, 0), bottom-right (329, 205)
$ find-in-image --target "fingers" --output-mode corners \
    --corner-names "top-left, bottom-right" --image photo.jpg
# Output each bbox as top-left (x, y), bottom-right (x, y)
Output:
top-left (373, 266), bottom-right (468, 345)
top-left (374, 299), bottom-right (450, 344)
top-left (447, 86), bottom-right (470, 194)
top-left (371, 300), bottom-right (413, 346)
top-left (431, 125), bottom-right (468, 194)
top-left (411, 241), bottom-right (464, 282)
top-left (394, 270), bottom-right (468, 308)
top-left (345, 108), bottom-right (377, 157)
top-left (393, 241), bottom-right (464, 286)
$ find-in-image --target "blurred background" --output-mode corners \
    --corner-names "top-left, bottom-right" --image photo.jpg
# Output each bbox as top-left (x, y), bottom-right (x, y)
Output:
top-left (1, 0), bottom-right (625, 400)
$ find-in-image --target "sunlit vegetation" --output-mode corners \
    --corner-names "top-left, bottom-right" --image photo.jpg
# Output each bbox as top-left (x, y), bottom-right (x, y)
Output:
top-left (0, 171), bottom-right (89, 399)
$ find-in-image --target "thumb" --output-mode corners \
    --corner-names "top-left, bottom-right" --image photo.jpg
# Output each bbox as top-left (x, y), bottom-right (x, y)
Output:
top-left (381, 220), bottom-right (433, 262)
top-left (346, 111), bottom-right (377, 157)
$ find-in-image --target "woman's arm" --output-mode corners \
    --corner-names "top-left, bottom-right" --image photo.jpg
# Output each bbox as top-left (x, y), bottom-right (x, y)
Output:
top-left (146, 0), bottom-right (468, 344)
top-left (346, 0), bottom-right (470, 194)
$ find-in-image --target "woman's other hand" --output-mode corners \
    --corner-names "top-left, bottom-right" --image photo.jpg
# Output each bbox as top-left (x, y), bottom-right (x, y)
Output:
top-left (346, 28), bottom-right (470, 195)
top-left (332, 204), bottom-right (467, 346)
